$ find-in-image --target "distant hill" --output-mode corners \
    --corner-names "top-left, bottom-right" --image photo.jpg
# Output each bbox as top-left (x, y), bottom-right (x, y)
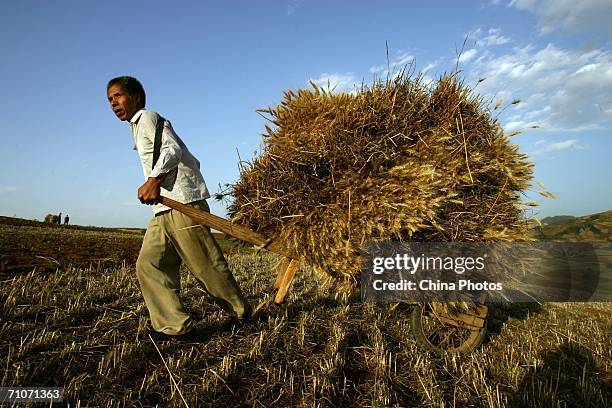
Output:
top-left (540, 215), bottom-right (576, 225)
top-left (532, 210), bottom-right (611, 242)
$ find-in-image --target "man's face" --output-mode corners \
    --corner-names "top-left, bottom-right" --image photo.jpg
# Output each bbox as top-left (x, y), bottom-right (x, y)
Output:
top-left (107, 84), bottom-right (142, 121)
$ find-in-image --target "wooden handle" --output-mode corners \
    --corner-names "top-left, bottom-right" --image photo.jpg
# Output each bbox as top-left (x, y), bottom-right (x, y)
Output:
top-left (160, 196), bottom-right (296, 259)
top-left (274, 257), bottom-right (291, 289)
top-left (274, 258), bottom-right (299, 304)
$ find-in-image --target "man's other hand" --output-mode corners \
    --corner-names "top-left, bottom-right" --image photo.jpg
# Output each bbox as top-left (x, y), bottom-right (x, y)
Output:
top-left (138, 177), bottom-right (162, 205)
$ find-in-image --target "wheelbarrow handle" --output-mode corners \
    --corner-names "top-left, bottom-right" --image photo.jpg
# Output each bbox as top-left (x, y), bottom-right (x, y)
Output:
top-left (159, 196), bottom-right (295, 259)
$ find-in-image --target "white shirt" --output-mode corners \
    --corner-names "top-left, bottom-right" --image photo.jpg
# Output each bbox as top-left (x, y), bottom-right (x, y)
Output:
top-left (129, 109), bottom-right (210, 214)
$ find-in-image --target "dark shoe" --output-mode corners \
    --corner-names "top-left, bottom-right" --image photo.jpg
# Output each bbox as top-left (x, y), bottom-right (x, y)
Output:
top-left (239, 305), bottom-right (253, 322)
top-left (147, 329), bottom-right (198, 342)
top-left (226, 305), bottom-right (253, 329)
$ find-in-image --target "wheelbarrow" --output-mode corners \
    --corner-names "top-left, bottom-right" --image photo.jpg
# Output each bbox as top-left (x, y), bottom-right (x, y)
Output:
top-left (161, 196), bottom-right (489, 353)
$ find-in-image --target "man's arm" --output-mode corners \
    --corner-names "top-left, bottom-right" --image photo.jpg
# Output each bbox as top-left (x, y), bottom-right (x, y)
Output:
top-left (138, 170), bottom-right (177, 205)
top-left (138, 113), bottom-right (182, 205)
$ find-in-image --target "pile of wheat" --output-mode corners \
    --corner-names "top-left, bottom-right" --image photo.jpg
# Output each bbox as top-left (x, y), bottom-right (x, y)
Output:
top-left (229, 72), bottom-right (534, 285)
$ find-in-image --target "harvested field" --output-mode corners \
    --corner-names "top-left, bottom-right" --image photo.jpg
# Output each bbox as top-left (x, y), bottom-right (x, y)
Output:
top-left (0, 221), bottom-right (242, 280)
top-left (0, 224), bottom-right (142, 278)
top-left (0, 218), bottom-right (610, 407)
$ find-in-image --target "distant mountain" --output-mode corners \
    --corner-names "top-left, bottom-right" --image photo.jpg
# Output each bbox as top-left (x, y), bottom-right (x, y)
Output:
top-left (532, 210), bottom-right (611, 242)
top-left (540, 215), bottom-right (576, 225)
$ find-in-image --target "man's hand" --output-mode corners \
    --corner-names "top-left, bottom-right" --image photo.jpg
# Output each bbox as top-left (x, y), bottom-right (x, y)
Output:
top-left (138, 177), bottom-right (162, 205)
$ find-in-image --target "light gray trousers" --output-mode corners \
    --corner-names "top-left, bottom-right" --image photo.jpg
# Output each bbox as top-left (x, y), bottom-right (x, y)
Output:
top-left (136, 200), bottom-right (248, 335)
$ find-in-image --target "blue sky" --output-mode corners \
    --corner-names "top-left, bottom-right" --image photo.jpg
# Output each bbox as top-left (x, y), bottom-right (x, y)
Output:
top-left (0, 0), bottom-right (610, 228)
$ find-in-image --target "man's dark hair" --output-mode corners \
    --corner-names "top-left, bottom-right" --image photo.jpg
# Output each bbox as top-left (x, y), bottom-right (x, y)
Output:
top-left (107, 76), bottom-right (146, 107)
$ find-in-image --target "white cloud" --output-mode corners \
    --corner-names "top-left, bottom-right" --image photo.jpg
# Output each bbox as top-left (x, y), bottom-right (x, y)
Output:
top-left (458, 48), bottom-right (478, 64)
top-left (507, 0), bottom-right (538, 9)
top-left (310, 73), bottom-right (358, 93)
top-left (287, 0), bottom-right (304, 16)
top-left (505, 121), bottom-right (531, 131)
top-left (392, 51), bottom-right (415, 69)
top-left (368, 49), bottom-right (417, 78)
top-left (454, 27), bottom-right (510, 68)
top-left (472, 27), bottom-right (511, 48)
top-left (421, 62), bottom-right (437, 74)
top-left (369, 65), bottom-right (384, 74)
top-left (528, 138), bottom-right (588, 156)
top-left (574, 63), bottom-right (600, 75)
top-left (531, 139), bottom-right (588, 155)
top-left (463, 41), bottom-right (612, 131)
top-left (508, 0), bottom-right (612, 34)
top-left (0, 186), bottom-right (17, 193)
top-left (544, 139), bottom-right (579, 152)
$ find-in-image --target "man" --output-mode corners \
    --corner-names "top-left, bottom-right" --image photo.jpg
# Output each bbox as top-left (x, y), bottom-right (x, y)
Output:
top-left (106, 76), bottom-right (250, 341)
top-left (64, 214), bottom-right (69, 225)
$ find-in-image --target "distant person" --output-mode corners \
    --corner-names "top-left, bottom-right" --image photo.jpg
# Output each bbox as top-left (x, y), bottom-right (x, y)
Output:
top-left (57, 212), bottom-right (62, 225)
top-left (64, 214), bottom-right (70, 225)
top-left (106, 76), bottom-right (250, 341)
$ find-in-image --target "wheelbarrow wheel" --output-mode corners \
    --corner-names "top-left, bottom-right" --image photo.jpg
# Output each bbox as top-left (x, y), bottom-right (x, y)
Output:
top-left (410, 303), bottom-right (488, 353)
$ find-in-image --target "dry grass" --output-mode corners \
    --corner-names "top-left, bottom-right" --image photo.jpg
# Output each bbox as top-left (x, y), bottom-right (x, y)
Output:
top-left (1, 238), bottom-right (609, 407)
top-left (229, 71), bottom-right (535, 287)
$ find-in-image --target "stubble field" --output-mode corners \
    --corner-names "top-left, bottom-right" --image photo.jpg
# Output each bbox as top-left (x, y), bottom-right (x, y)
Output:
top-left (0, 218), bottom-right (610, 407)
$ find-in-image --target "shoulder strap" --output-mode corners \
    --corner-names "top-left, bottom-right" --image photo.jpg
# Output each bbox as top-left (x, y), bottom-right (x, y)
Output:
top-left (152, 114), bottom-right (165, 170)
